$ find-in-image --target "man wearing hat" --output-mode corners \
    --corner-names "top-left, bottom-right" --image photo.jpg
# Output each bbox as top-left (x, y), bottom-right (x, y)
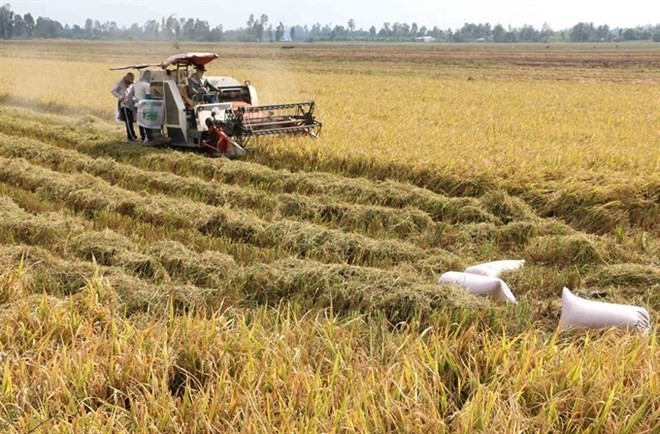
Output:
top-left (188, 64), bottom-right (220, 103)
top-left (111, 72), bottom-right (139, 142)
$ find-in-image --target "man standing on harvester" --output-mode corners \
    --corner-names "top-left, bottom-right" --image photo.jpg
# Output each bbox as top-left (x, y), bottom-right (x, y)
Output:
top-left (111, 72), bottom-right (139, 142)
top-left (129, 70), bottom-right (153, 144)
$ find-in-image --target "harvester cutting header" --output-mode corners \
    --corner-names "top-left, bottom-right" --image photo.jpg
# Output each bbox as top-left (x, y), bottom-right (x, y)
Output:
top-left (111, 52), bottom-right (321, 158)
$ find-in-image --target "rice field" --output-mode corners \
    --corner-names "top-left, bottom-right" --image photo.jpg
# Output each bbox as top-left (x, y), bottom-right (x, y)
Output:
top-left (0, 40), bottom-right (658, 433)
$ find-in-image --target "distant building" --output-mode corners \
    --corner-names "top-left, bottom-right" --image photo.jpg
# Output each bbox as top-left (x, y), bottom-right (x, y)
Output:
top-left (414, 36), bottom-right (435, 42)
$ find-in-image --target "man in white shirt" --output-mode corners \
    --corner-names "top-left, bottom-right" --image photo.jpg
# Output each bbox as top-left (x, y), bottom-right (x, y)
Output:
top-left (111, 72), bottom-right (138, 142)
top-left (129, 70), bottom-right (152, 143)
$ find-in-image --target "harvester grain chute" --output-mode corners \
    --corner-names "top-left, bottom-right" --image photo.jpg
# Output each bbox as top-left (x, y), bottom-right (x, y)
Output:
top-left (110, 52), bottom-right (321, 158)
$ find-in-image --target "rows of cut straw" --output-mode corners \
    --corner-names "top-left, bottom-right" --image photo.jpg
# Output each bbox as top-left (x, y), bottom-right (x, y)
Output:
top-left (0, 243), bottom-right (233, 315)
top-left (0, 150), bottom-right (650, 280)
top-left (0, 110), bottom-right (504, 222)
top-left (0, 195), bottom-right (236, 286)
top-left (2, 124), bottom-right (655, 294)
top-left (145, 148), bottom-right (660, 235)
top-left (0, 133), bottom-right (469, 245)
top-left (1, 107), bottom-right (657, 238)
top-left (0, 153), bottom-right (656, 324)
top-left (0, 156), bottom-right (435, 268)
top-left (0, 110), bottom-right (656, 315)
top-left (0, 191), bottom-right (489, 323)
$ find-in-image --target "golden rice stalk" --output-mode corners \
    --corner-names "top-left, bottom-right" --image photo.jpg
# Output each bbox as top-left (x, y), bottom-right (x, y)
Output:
top-left (147, 240), bottom-right (236, 288)
top-left (479, 190), bottom-right (539, 224)
top-left (0, 196), bottom-right (82, 247)
top-left (140, 153), bottom-right (499, 223)
top-left (584, 263), bottom-right (660, 288)
top-left (70, 229), bottom-right (137, 266)
top-left (524, 234), bottom-right (614, 266)
top-left (234, 258), bottom-right (490, 323)
top-left (0, 244), bottom-right (97, 296)
top-left (259, 220), bottom-right (423, 266)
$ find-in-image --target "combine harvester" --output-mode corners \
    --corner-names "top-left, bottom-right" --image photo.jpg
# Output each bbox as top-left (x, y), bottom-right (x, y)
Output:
top-left (111, 52), bottom-right (321, 158)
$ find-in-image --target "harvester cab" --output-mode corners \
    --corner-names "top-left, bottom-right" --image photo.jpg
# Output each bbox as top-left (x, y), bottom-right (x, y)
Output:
top-left (110, 52), bottom-right (321, 158)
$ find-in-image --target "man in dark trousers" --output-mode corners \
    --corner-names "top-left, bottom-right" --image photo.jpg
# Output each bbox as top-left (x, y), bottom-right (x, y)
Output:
top-left (111, 72), bottom-right (138, 142)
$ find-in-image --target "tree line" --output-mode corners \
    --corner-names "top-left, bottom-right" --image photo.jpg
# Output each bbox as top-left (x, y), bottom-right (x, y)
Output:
top-left (1, 4), bottom-right (659, 43)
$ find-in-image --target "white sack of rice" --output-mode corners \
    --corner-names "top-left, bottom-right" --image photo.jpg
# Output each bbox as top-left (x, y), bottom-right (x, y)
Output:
top-left (559, 287), bottom-right (652, 332)
top-left (464, 259), bottom-right (525, 277)
top-left (438, 271), bottom-right (517, 303)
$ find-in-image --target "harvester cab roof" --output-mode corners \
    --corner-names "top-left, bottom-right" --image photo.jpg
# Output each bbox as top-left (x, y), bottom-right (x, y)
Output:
top-left (160, 52), bottom-right (219, 68)
top-left (110, 52), bottom-right (321, 158)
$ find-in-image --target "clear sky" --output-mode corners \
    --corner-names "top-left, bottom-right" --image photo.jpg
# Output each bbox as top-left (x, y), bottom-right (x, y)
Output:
top-left (6, 0), bottom-right (659, 31)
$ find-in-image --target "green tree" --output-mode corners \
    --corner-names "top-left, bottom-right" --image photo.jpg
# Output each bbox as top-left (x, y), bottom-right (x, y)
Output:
top-left (33, 17), bottom-right (62, 38)
top-left (275, 21), bottom-right (285, 41)
top-left (392, 22), bottom-right (402, 37)
top-left (622, 28), bottom-right (637, 40)
top-left (569, 22), bottom-right (594, 42)
top-left (182, 18), bottom-right (195, 40)
top-left (379, 22), bottom-right (391, 37)
top-left (540, 22), bottom-right (553, 42)
top-left (0, 3), bottom-right (14, 39)
top-left (210, 24), bottom-right (223, 42)
top-left (12, 13), bottom-right (25, 38)
top-left (192, 19), bottom-right (210, 41)
top-left (84, 18), bottom-right (93, 38)
top-left (256, 14), bottom-right (268, 41)
top-left (23, 13), bottom-right (34, 38)
top-left (144, 19), bottom-right (159, 40)
top-left (518, 24), bottom-right (539, 42)
top-left (164, 14), bottom-right (178, 40)
top-left (652, 25), bottom-right (660, 42)
top-left (595, 24), bottom-right (611, 41)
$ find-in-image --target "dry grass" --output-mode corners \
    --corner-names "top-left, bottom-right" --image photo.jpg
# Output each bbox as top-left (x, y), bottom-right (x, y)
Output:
top-left (0, 265), bottom-right (657, 432)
